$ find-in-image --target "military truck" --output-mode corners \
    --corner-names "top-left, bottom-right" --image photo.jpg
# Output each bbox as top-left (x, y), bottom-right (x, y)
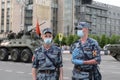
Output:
top-left (0, 23), bottom-right (45, 63)
top-left (106, 44), bottom-right (120, 61)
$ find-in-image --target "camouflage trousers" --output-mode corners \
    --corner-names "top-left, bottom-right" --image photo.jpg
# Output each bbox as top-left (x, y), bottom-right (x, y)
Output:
top-left (72, 68), bottom-right (102, 80)
top-left (37, 72), bottom-right (58, 80)
top-left (72, 70), bottom-right (89, 80)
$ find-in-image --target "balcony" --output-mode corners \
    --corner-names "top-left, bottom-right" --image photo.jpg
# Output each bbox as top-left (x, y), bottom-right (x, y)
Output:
top-left (97, 14), bottom-right (108, 18)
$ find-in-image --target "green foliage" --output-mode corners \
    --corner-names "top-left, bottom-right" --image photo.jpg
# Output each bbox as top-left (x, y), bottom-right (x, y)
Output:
top-left (66, 35), bottom-right (74, 46)
top-left (53, 34), bottom-right (59, 44)
top-left (89, 34), bottom-right (100, 44)
top-left (53, 34), bottom-right (66, 46)
top-left (100, 34), bottom-right (108, 48)
top-left (54, 33), bottom-right (120, 48)
top-left (66, 34), bottom-right (79, 46)
top-left (109, 35), bottom-right (120, 44)
top-left (73, 34), bottom-right (80, 42)
top-left (53, 34), bottom-right (79, 46)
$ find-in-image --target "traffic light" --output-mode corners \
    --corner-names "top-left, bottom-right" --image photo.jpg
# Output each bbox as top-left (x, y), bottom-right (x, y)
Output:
top-left (81, 0), bottom-right (93, 4)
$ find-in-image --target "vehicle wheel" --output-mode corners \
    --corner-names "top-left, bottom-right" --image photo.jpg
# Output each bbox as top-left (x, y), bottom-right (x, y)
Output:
top-left (11, 49), bottom-right (20, 62)
top-left (0, 48), bottom-right (8, 61)
top-left (116, 54), bottom-right (120, 61)
top-left (21, 49), bottom-right (32, 63)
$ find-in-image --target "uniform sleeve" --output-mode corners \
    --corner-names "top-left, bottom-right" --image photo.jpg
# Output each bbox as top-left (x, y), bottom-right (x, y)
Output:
top-left (70, 41), bottom-right (78, 54)
top-left (58, 49), bottom-right (63, 68)
top-left (32, 51), bottom-right (39, 68)
top-left (94, 41), bottom-right (101, 64)
top-left (72, 48), bottom-right (84, 65)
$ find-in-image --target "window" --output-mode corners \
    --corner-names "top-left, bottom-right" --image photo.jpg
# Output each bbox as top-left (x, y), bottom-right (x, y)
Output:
top-left (97, 9), bottom-right (101, 15)
top-left (92, 9), bottom-right (97, 14)
top-left (97, 17), bottom-right (100, 23)
top-left (113, 12), bottom-right (116, 16)
top-left (2, 4), bottom-right (5, 8)
top-left (86, 15), bottom-right (91, 21)
top-left (102, 10), bottom-right (106, 15)
top-left (86, 7), bottom-right (91, 13)
top-left (6, 24), bottom-right (10, 31)
top-left (107, 18), bottom-right (110, 24)
top-left (102, 18), bottom-right (106, 23)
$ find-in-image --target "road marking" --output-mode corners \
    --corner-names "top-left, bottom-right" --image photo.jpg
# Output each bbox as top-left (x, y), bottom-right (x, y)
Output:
top-left (5, 70), bottom-right (13, 72)
top-left (111, 72), bottom-right (120, 74)
top-left (112, 62), bottom-right (119, 64)
top-left (16, 71), bottom-right (25, 74)
top-left (63, 76), bottom-right (70, 79)
top-left (28, 73), bottom-right (32, 75)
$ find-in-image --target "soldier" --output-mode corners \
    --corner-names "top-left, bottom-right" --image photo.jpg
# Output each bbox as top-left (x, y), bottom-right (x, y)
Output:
top-left (71, 22), bottom-right (102, 80)
top-left (32, 28), bottom-right (63, 80)
top-left (7, 30), bottom-right (16, 39)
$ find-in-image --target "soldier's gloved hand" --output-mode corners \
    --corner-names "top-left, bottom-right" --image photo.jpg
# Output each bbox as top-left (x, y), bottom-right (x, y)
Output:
top-left (72, 59), bottom-right (84, 65)
top-left (72, 48), bottom-right (80, 58)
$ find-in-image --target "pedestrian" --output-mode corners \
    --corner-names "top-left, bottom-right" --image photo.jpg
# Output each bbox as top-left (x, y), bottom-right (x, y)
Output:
top-left (71, 22), bottom-right (102, 80)
top-left (32, 28), bottom-right (63, 80)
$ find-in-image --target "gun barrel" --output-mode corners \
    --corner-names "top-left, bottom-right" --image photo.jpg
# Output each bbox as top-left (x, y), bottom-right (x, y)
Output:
top-left (28, 21), bottom-right (46, 32)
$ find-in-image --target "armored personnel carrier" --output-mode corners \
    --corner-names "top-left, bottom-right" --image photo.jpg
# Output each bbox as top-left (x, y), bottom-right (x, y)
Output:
top-left (0, 28), bottom-right (42, 63)
top-left (106, 44), bottom-right (120, 61)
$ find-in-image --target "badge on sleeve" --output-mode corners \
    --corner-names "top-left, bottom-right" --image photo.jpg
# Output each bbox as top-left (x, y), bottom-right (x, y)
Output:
top-left (92, 50), bottom-right (97, 57)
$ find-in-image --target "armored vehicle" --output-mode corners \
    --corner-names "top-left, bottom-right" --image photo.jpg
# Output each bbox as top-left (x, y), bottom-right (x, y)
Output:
top-left (106, 44), bottom-right (120, 61)
top-left (0, 28), bottom-right (42, 63)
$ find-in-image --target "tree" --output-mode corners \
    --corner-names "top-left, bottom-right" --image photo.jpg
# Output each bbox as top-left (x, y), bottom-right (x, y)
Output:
top-left (53, 34), bottom-right (67, 46)
top-left (66, 34), bottom-right (79, 46)
top-left (110, 35), bottom-right (120, 44)
top-left (66, 35), bottom-right (74, 46)
top-left (100, 34), bottom-right (107, 48)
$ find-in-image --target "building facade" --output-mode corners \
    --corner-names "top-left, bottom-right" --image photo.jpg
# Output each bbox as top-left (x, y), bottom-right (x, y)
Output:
top-left (51, 0), bottom-right (58, 36)
top-left (63, 0), bottom-right (73, 36)
top-left (1, 0), bottom-right (120, 36)
top-left (0, 0), bottom-right (56, 36)
top-left (0, 0), bottom-right (11, 33)
top-left (0, 0), bottom-right (33, 34)
top-left (33, 0), bottom-right (51, 32)
top-left (107, 5), bottom-right (120, 36)
top-left (74, 0), bottom-right (120, 36)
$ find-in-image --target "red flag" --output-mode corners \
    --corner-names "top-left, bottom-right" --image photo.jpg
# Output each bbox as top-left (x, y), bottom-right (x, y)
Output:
top-left (36, 20), bottom-right (41, 35)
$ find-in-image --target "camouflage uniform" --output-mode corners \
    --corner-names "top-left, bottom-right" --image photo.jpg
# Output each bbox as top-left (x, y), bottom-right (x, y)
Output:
top-left (32, 45), bottom-right (63, 80)
top-left (71, 38), bottom-right (101, 80)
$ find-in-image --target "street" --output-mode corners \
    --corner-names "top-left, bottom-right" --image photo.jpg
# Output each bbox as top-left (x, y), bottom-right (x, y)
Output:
top-left (0, 54), bottom-right (120, 80)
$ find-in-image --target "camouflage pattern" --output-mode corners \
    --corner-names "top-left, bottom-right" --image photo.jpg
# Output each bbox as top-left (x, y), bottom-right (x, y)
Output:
top-left (71, 38), bottom-right (101, 80)
top-left (36, 72), bottom-right (57, 80)
top-left (32, 45), bottom-right (63, 80)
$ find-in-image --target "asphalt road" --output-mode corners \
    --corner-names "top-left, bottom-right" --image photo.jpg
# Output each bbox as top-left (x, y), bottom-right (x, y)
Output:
top-left (0, 54), bottom-right (120, 80)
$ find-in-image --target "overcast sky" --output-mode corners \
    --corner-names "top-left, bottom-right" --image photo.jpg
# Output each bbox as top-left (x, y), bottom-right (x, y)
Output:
top-left (94, 0), bottom-right (120, 7)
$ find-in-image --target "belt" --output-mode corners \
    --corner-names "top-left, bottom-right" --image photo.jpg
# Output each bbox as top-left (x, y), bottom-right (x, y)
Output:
top-left (74, 66), bottom-right (93, 79)
top-left (39, 70), bottom-right (55, 74)
top-left (74, 67), bottom-right (91, 72)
